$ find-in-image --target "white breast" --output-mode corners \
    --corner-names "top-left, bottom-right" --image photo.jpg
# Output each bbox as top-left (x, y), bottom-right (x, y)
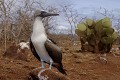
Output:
top-left (31, 17), bottom-right (52, 63)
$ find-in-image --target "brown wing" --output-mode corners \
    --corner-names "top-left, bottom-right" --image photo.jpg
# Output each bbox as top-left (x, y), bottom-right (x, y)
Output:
top-left (44, 40), bottom-right (62, 63)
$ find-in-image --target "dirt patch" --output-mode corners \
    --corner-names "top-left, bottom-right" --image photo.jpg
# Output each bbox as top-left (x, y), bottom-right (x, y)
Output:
top-left (3, 43), bottom-right (29, 61)
top-left (0, 39), bottom-right (120, 80)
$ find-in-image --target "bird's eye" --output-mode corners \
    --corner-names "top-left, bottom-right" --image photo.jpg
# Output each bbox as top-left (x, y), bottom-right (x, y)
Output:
top-left (41, 11), bottom-right (46, 14)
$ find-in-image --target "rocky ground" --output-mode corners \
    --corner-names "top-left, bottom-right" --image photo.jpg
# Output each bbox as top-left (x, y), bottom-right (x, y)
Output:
top-left (0, 35), bottom-right (120, 80)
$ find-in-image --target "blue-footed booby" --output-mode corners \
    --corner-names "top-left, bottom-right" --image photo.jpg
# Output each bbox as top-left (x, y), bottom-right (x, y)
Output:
top-left (30, 10), bottom-right (66, 75)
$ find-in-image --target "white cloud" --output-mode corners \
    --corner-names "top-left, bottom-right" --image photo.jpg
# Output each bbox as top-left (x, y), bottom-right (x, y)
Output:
top-left (56, 26), bottom-right (69, 30)
top-left (52, 26), bottom-right (71, 34)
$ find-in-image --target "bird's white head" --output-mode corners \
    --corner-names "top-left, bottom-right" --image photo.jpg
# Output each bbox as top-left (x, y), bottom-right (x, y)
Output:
top-left (31, 10), bottom-right (59, 43)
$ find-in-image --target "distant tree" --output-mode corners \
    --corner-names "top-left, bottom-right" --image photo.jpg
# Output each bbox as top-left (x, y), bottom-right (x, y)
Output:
top-left (0, 0), bottom-right (59, 50)
top-left (0, 0), bottom-right (15, 50)
top-left (60, 4), bottom-right (86, 42)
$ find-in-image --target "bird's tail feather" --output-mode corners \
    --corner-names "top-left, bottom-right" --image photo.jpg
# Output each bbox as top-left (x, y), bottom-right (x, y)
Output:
top-left (58, 65), bottom-right (67, 75)
top-left (53, 63), bottom-right (67, 75)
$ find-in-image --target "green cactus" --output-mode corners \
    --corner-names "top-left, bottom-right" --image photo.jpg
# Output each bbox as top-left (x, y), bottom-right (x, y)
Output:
top-left (75, 29), bottom-right (81, 36)
top-left (96, 20), bottom-right (100, 23)
top-left (75, 29), bottom-right (86, 37)
top-left (104, 28), bottom-right (114, 36)
top-left (101, 37), bottom-right (114, 44)
top-left (112, 32), bottom-right (118, 40)
top-left (87, 35), bottom-right (96, 46)
top-left (102, 17), bottom-right (112, 28)
top-left (75, 17), bottom-right (117, 53)
top-left (95, 20), bottom-right (103, 33)
top-left (77, 23), bottom-right (87, 31)
top-left (86, 18), bottom-right (94, 27)
top-left (86, 27), bottom-right (93, 36)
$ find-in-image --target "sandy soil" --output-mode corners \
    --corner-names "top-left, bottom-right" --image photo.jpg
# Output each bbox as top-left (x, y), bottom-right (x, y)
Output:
top-left (0, 36), bottom-right (120, 80)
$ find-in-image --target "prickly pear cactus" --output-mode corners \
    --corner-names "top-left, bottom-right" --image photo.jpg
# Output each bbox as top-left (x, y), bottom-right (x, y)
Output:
top-left (77, 23), bottom-right (87, 31)
top-left (86, 18), bottom-right (94, 27)
top-left (75, 17), bottom-right (118, 53)
top-left (102, 17), bottom-right (112, 28)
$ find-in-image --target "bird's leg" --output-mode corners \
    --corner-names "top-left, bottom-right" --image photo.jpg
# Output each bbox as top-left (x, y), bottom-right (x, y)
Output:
top-left (32, 59), bottom-right (44, 71)
top-left (49, 59), bottom-right (53, 69)
top-left (41, 59), bottom-right (44, 68)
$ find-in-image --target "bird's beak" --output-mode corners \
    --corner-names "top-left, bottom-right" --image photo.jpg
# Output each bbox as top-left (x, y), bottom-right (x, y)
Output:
top-left (41, 11), bottom-right (59, 17)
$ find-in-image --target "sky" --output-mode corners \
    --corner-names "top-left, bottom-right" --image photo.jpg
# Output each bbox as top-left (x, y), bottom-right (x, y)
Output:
top-left (42, 0), bottom-right (120, 33)
top-left (57, 0), bottom-right (120, 9)
top-left (11, 0), bottom-right (120, 33)
top-left (74, 0), bottom-right (120, 9)
top-left (44, 0), bottom-right (120, 11)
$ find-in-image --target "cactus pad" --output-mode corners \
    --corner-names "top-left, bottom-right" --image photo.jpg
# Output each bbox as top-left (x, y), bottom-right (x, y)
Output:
top-left (95, 20), bottom-right (103, 33)
top-left (112, 32), bottom-right (118, 39)
top-left (77, 23), bottom-right (87, 31)
top-left (75, 29), bottom-right (86, 37)
top-left (102, 17), bottom-right (112, 28)
top-left (101, 37), bottom-right (114, 44)
top-left (104, 28), bottom-right (114, 36)
top-left (86, 18), bottom-right (94, 26)
top-left (87, 27), bottom-right (93, 36)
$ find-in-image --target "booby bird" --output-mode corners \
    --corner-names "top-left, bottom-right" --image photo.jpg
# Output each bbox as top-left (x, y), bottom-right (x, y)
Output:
top-left (30, 10), bottom-right (66, 75)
